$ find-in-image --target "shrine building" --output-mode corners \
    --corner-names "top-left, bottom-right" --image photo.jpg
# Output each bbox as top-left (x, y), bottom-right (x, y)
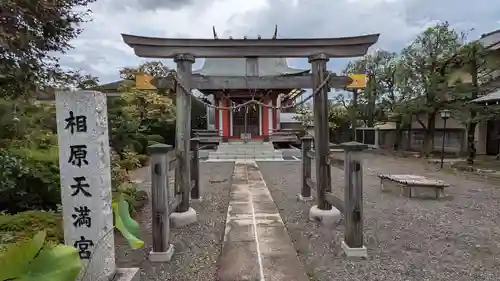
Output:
top-left (197, 57), bottom-right (308, 140)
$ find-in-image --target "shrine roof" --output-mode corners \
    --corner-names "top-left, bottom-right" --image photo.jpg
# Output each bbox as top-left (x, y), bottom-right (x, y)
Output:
top-left (193, 58), bottom-right (309, 76)
top-left (480, 29), bottom-right (500, 50)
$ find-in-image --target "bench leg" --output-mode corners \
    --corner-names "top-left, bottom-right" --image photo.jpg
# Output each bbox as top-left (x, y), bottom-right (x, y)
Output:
top-left (402, 185), bottom-right (411, 198)
top-left (435, 187), bottom-right (445, 199)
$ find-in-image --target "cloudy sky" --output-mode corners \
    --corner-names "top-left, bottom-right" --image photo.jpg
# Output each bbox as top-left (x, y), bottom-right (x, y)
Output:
top-left (60, 0), bottom-right (500, 84)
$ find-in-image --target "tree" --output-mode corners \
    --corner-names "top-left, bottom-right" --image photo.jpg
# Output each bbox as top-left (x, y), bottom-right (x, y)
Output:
top-left (119, 61), bottom-right (171, 81)
top-left (117, 60), bottom-right (207, 132)
top-left (294, 105), bottom-right (313, 126)
top-left (398, 22), bottom-right (463, 156)
top-left (449, 41), bottom-right (500, 163)
top-left (1, 0), bottom-right (97, 99)
top-left (294, 101), bottom-right (350, 142)
top-left (343, 50), bottom-right (398, 128)
top-left (109, 62), bottom-right (176, 158)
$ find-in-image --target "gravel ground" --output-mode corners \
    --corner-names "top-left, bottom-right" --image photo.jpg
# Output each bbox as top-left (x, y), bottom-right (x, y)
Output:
top-left (115, 162), bottom-right (234, 281)
top-left (258, 153), bottom-right (500, 281)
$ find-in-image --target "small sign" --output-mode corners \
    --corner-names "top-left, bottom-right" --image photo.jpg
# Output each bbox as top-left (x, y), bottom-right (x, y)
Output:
top-left (56, 90), bottom-right (116, 281)
top-left (346, 74), bottom-right (367, 89)
top-left (135, 73), bottom-right (156, 90)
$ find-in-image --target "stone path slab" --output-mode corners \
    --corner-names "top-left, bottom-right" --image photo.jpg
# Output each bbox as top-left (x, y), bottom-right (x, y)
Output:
top-left (217, 160), bottom-right (309, 281)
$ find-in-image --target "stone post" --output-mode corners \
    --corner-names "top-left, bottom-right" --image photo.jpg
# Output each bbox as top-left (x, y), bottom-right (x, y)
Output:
top-left (147, 144), bottom-right (175, 262)
top-left (55, 90), bottom-right (138, 281)
top-left (374, 127), bottom-right (380, 148)
top-left (340, 141), bottom-right (368, 257)
top-left (171, 54), bottom-right (197, 227)
top-left (299, 136), bottom-right (313, 201)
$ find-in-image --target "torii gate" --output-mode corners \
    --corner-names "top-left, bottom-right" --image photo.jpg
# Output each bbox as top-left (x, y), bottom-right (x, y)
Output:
top-left (122, 31), bottom-right (378, 241)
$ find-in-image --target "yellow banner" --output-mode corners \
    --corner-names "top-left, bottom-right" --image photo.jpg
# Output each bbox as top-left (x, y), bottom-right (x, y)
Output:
top-left (135, 73), bottom-right (156, 90)
top-left (346, 74), bottom-right (367, 89)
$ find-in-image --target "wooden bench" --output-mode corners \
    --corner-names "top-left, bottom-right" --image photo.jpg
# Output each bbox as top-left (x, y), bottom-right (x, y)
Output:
top-left (378, 174), bottom-right (449, 199)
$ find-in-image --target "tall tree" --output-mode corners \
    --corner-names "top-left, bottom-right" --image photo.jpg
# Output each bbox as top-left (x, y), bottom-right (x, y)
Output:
top-left (1, 0), bottom-right (96, 99)
top-left (343, 50), bottom-right (398, 127)
top-left (119, 61), bottom-right (171, 81)
top-left (399, 22), bottom-right (463, 156)
top-left (448, 41), bottom-right (500, 163)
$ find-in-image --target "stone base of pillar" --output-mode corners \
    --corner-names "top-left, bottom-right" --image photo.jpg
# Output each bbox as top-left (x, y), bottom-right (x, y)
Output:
top-left (170, 207), bottom-right (197, 228)
top-left (308, 205), bottom-right (341, 226)
top-left (296, 194), bottom-right (313, 202)
top-left (113, 268), bottom-right (140, 281)
top-left (341, 241), bottom-right (368, 258)
top-left (148, 244), bottom-right (175, 262)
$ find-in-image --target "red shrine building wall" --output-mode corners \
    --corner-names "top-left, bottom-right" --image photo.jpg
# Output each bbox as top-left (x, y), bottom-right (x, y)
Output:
top-left (213, 94), bottom-right (285, 140)
top-left (215, 97), bottom-right (278, 139)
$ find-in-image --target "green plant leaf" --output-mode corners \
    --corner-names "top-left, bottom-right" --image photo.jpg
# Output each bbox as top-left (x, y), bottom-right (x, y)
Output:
top-left (0, 230), bottom-right (46, 280)
top-left (112, 195), bottom-right (144, 249)
top-left (20, 244), bottom-right (82, 281)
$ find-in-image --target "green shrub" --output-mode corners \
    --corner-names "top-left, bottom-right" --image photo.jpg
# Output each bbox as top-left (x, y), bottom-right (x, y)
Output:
top-left (0, 211), bottom-right (63, 251)
top-left (118, 151), bottom-right (141, 171)
top-left (0, 148), bottom-right (60, 213)
top-left (113, 182), bottom-right (143, 215)
top-left (147, 140), bottom-right (159, 147)
top-left (136, 154), bottom-right (149, 167)
top-left (111, 165), bottom-right (129, 188)
top-left (146, 134), bottom-right (165, 143)
top-left (111, 151), bottom-right (130, 188)
top-left (30, 130), bottom-right (58, 149)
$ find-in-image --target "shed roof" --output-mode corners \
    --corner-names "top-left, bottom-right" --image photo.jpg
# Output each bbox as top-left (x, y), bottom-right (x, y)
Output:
top-left (279, 112), bottom-right (302, 123)
top-left (480, 29), bottom-right (500, 50)
top-left (193, 58), bottom-right (309, 76)
top-left (471, 89), bottom-right (500, 103)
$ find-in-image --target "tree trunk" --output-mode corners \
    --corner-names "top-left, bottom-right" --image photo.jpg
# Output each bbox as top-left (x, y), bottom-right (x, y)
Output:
top-left (406, 124), bottom-right (412, 151)
top-left (394, 121), bottom-right (401, 150)
top-left (351, 89), bottom-right (358, 141)
top-left (466, 122), bottom-right (477, 164)
top-left (423, 112), bottom-right (436, 157)
top-left (466, 46), bottom-right (479, 165)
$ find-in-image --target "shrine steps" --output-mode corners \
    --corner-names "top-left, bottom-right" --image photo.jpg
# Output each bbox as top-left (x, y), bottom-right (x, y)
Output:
top-left (208, 142), bottom-right (283, 161)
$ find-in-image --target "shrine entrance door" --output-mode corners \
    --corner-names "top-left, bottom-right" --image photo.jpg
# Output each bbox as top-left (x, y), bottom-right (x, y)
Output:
top-left (232, 98), bottom-right (260, 138)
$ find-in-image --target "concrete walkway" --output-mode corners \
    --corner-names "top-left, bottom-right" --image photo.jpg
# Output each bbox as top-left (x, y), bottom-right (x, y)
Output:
top-left (217, 160), bottom-right (309, 281)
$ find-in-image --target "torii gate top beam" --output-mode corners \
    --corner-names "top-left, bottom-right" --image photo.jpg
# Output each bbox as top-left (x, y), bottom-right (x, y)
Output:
top-left (121, 33), bottom-right (380, 58)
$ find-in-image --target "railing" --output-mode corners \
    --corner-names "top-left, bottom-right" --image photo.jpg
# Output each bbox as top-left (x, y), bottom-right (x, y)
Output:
top-left (269, 129), bottom-right (301, 143)
top-left (192, 129), bottom-right (222, 144)
top-left (147, 138), bottom-right (200, 255)
top-left (300, 135), bottom-right (367, 251)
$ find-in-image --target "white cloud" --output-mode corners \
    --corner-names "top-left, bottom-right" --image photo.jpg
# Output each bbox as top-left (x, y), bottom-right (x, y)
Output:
top-left (58, 0), bottom-right (500, 83)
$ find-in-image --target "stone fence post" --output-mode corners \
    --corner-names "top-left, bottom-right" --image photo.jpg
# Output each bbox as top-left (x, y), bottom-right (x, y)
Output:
top-left (340, 141), bottom-right (368, 257)
top-left (147, 143), bottom-right (174, 262)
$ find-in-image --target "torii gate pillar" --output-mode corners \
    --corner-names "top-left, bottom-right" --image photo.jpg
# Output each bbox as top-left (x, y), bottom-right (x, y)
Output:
top-left (171, 54), bottom-right (198, 227)
top-left (308, 53), bottom-right (340, 224)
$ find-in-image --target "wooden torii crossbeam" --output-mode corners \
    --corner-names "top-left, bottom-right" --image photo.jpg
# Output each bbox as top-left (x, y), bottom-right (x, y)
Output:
top-left (121, 33), bottom-right (379, 58)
